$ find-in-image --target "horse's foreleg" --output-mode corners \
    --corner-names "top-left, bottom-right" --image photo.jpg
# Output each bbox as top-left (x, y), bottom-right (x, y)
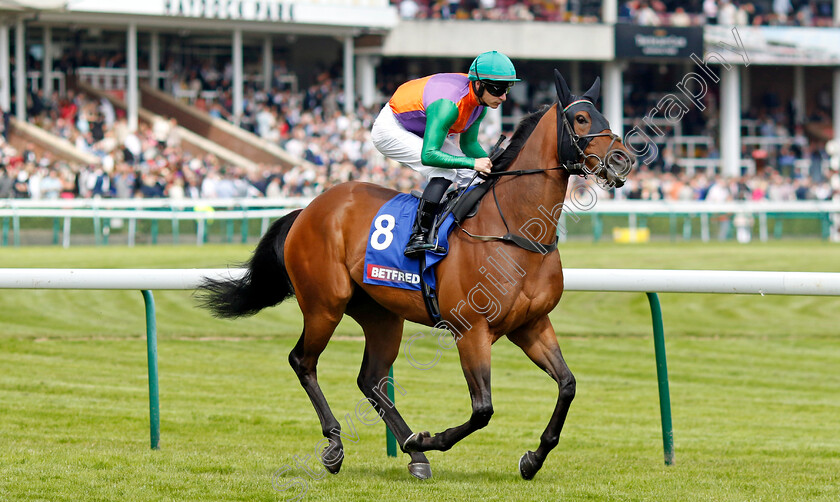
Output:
top-left (351, 308), bottom-right (432, 479)
top-left (507, 315), bottom-right (575, 480)
top-left (403, 333), bottom-right (493, 453)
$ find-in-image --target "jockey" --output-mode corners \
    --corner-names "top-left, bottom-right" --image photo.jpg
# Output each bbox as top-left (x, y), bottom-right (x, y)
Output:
top-left (371, 50), bottom-right (521, 258)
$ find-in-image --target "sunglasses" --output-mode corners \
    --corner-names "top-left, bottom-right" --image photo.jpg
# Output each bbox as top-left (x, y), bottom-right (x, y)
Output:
top-left (482, 81), bottom-right (513, 97)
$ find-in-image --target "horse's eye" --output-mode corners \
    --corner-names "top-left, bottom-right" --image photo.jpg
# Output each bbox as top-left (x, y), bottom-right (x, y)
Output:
top-left (576, 115), bottom-right (586, 124)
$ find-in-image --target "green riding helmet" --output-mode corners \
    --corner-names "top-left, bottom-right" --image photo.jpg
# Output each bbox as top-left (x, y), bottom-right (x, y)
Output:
top-left (468, 51), bottom-right (521, 82)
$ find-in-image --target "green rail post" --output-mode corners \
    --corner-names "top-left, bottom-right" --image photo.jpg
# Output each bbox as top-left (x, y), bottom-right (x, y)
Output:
top-left (93, 212), bottom-right (102, 246)
top-left (52, 218), bottom-right (60, 245)
top-left (141, 290), bottom-right (161, 450)
top-left (151, 220), bottom-right (159, 245)
top-left (592, 214), bottom-right (603, 242)
top-left (821, 213), bottom-right (831, 240)
top-left (646, 292), bottom-right (674, 465)
top-left (386, 365), bottom-right (397, 457)
top-left (682, 216), bottom-right (692, 241)
top-left (12, 212), bottom-right (20, 247)
top-left (172, 214), bottom-right (179, 245)
top-left (669, 214), bottom-right (677, 242)
top-left (3, 217), bottom-right (9, 246)
top-left (241, 216), bottom-right (249, 244)
top-left (226, 220), bottom-right (234, 243)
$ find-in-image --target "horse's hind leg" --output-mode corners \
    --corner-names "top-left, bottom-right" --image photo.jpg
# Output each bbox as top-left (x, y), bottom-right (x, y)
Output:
top-left (288, 290), bottom-right (352, 474)
top-left (348, 302), bottom-right (432, 480)
top-left (507, 315), bottom-right (575, 480)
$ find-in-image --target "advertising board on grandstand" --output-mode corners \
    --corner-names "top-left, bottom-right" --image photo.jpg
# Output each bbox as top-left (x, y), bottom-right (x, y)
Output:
top-left (62, 0), bottom-right (398, 28)
top-left (705, 25), bottom-right (840, 65)
top-left (615, 25), bottom-right (703, 60)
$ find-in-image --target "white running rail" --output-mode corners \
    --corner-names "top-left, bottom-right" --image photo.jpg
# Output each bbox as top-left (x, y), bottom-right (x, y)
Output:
top-left (2, 268), bottom-right (840, 295)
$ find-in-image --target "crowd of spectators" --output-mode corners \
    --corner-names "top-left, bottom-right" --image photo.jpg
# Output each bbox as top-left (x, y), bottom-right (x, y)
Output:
top-left (1, 44), bottom-right (839, 205)
top-left (619, 166), bottom-right (836, 201)
top-left (0, 72), bottom-right (429, 201)
top-left (621, 0), bottom-right (835, 27)
top-left (2, 71), bottom-right (836, 204)
top-left (392, 0), bottom-right (835, 25)
top-left (394, 0), bottom-right (603, 22)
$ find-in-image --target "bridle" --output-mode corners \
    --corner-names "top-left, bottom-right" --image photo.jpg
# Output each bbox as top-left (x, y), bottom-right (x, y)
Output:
top-left (556, 100), bottom-right (629, 189)
top-left (479, 101), bottom-right (630, 185)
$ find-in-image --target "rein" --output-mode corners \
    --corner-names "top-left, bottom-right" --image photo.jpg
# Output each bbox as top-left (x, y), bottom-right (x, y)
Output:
top-left (486, 166), bottom-right (567, 177)
top-left (455, 175), bottom-right (558, 254)
top-left (454, 164), bottom-right (568, 255)
top-left (451, 102), bottom-right (626, 254)
top-left (451, 103), bottom-right (584, 254)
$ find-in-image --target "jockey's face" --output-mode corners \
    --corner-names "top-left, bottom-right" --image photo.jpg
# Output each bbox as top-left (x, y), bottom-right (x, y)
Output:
top-left (478, 83), bottom-right (508, 109)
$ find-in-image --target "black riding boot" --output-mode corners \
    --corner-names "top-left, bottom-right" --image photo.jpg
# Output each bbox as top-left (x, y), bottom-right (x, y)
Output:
top-left (404, 177), bottom-right (451, 258)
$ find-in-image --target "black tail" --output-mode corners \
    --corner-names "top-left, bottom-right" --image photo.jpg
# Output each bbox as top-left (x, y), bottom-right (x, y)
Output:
top-left (197, 209), bottom-right (302, 318)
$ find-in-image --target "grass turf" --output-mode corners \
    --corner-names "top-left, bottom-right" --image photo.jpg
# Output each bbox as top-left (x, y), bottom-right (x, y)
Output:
top-left (1, 241), bottom-right (839, 501)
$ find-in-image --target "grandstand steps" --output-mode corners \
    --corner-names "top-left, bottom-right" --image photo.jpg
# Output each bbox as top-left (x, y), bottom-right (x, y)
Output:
top-left (73, 81), bottom-right (260, 172)
top-left (8, 118), bottom-right (101, 167)
top-left (139, 84), bottom-right (301, 169)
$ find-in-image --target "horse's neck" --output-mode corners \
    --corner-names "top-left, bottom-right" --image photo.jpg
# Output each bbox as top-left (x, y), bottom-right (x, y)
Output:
top-left (491, 109), bottom-right (570, 232)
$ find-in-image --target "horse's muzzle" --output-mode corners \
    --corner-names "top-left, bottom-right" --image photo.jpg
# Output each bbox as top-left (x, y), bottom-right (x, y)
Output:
top-left (605, 149), bottom-right (633, 188)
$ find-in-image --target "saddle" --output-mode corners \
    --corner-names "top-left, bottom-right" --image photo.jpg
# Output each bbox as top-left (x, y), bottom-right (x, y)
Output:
top-left (411, 134), bottom-right (507, 232)
top-left (409, 179), bottom-right (491, 227)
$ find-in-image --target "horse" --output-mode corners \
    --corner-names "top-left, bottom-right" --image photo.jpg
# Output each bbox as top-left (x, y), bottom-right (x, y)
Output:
top-left (198, 70), bottom-right (633, 481)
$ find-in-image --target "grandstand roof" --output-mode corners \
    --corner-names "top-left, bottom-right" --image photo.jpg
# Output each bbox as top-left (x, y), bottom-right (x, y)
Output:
top-left (0, 0), bottom-right (65, 10)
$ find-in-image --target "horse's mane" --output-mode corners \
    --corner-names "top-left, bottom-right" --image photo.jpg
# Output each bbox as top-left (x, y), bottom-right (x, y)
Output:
top-left (491, 104), bottom-right (552, 172)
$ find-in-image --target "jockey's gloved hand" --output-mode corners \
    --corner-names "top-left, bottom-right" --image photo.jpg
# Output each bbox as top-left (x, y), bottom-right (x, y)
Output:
top-left (473, 157), bottom-right (493, 174)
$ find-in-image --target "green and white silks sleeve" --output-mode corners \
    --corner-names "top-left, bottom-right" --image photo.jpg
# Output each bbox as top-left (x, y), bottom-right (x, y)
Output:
top-left (420, 99), bottom-right (488, 170)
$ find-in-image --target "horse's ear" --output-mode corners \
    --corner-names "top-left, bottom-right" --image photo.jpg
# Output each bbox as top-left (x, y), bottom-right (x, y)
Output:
top-left (582, 77), bottom-right (601, 105)
top-left (553, 69), bottom-right (572, 107)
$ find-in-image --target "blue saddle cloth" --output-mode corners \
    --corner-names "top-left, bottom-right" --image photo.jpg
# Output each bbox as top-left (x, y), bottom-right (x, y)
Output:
top-left (363, 193), bottom-right (458, 291)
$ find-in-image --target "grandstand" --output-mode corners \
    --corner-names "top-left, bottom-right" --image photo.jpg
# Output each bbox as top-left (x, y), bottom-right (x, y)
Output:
top-left (0, 1), bottom-right (838, 217)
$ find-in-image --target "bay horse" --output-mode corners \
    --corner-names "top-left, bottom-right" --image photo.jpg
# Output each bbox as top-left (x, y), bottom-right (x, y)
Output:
top-left (198, 70), bottom-right (633, 481)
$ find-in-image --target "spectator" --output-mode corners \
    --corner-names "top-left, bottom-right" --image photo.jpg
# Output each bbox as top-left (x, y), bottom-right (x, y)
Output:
top-left (399, 0), bottom-right (420, 18)
top-left (669, 6), bottom-right (692, 26)
top-left (0, 167), bottom-right (11, 198)
top-left (718, 1), bottom-right (738, 25)
top-left (703, 0), bottom-right (718, 23)
top-left (636, 1), bottom-right (661, 25)
top-left (773, 0), bottom-right (793, 23)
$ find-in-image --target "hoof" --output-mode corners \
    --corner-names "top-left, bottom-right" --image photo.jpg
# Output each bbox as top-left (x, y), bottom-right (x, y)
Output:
top-left (408, 462), bottom-right (432, 480)
top-left (519, 451), bottom-right (542, 480)
top-left (321, 447), bottom-right (344, 474)
top-left (403, 431), bottom-right (430, 452)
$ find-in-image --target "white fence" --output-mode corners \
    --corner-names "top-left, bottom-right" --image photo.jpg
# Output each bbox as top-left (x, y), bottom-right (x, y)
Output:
top-left (3, 198), bottom-right (840, 247)
top-left (3, 268), bottom-right (840, 295)
top-left (0, 207), bottom-right (296, 247)
top-left (2, 267), bottom-right (840, 461)
top-left (0, 197), bottom-right (313, 210)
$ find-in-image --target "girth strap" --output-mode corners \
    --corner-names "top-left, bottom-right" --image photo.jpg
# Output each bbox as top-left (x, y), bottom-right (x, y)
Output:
top-left (418, 252), bottom-right (442, 324)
